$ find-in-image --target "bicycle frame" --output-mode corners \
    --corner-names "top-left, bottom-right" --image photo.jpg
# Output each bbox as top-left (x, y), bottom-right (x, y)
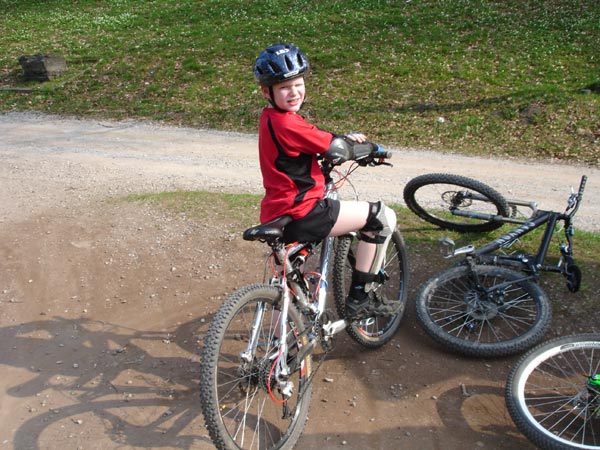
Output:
top-left (442, 175), bottom-right (586, 281)
top-left (241, 169), bottom-right (352, 394)
top-left (472, 209), bottom-right (569, 274)
top-left (200, 144), bottom-right (407, 450)
top-left (451, 195), bottom-right (538, 224)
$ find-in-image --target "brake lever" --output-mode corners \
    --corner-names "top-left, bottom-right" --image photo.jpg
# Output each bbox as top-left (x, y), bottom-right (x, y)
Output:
top-left (367, 159), bottom-right (392, 167)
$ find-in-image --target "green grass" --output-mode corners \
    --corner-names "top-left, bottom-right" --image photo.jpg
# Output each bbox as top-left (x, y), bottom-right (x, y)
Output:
top-left (1, 0), bottom-right (598, 164)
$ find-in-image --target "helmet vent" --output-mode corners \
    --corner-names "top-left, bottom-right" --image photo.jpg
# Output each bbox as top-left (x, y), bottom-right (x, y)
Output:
top-left (284, 56), bottom-right (293, 70)
top-left (268, 61), bottom-right (280, 73)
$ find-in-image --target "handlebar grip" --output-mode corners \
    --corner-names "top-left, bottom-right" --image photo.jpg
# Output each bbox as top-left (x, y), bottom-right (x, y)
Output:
top-left (374, 147), bottom-right (392, 159)
top-left (352, 142), bottom-right (377, 160)
top-left (353, 143), bottom-right (392, 160)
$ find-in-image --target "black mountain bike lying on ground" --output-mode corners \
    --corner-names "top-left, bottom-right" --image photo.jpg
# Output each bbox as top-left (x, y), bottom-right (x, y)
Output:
top-left (413, 175), bottom-right (587, 358)
top-left (404, 172), bottom-right (540, 233)
top-left (199, 145), bottom-right (409, 450)
top-left (505, 333), bottom-right (600, 450)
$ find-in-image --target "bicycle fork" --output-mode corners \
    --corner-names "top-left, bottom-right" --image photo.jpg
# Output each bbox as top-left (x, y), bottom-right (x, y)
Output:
top-left (239, 280), bottom-right (297, 399)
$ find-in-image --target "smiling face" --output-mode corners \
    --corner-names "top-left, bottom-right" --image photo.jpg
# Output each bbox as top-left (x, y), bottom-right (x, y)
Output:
top-left (261, 77), bottom-right (306, 113)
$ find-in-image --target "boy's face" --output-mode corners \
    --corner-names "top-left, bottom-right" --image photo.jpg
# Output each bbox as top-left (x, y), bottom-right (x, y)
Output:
top-left (262, 77), bottom-right (305, 113)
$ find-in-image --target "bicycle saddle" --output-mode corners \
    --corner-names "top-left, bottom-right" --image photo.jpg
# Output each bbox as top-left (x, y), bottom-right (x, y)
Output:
top-left (243, 215), bottom-right (293, 241)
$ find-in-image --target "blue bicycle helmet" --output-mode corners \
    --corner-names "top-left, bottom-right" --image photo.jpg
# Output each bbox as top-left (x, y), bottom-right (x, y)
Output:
top-left (254, 43), bottom-right (310, 87)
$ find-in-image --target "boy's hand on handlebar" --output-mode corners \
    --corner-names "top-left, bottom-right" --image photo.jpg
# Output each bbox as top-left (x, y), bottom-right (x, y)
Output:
top-left (345, 132), bottom-right (367, 143)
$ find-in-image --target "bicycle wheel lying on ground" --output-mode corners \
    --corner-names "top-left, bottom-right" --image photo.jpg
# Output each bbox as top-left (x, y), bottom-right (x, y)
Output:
top-left (505, 334), bottom-right (600, 450)
top-left (332, 230), bottom-right (409, 348)
top-left (415, 265), bottom-right (551, 358)
top-left (403, 173), bottom-right (510, 233)
top-left (199, 284), bottom-right (313, 450)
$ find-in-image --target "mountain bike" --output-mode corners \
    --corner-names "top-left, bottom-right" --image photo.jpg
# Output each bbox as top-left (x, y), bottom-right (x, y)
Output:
top-left (505, 333), bottom-right (600, 449)
top-left (199, 145), bottom-right (409, 450)
top-left (403, 172), bottom-right (539, 233)
top-left (415, 176), bottom-right (587, 358)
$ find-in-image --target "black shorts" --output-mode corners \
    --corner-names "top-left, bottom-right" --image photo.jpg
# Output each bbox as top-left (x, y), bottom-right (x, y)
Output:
top-left (283, 198), bottom-right (341, 243)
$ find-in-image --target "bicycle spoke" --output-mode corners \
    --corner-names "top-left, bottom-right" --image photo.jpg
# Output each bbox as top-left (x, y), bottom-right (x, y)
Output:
top-left (510, 336), bottom-right (600, 447)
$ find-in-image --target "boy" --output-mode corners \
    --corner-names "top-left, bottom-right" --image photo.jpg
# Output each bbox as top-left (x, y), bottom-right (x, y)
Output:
top-left (254, 43), bottom-right (399, 320)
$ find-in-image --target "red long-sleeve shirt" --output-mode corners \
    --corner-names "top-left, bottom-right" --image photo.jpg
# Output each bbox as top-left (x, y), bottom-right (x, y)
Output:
top-left (258, 107), bottom-right (334, 223)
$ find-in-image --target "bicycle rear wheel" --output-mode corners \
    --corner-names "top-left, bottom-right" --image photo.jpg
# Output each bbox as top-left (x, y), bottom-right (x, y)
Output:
top-left (505, 334), bottom-right (600, 449)
top-left (403, 173), bottom-right (510, 232)
top-left (415, 265), bottom-right (551, 357)
top-left (199, 284), bottom-right (313, 450)
top-left (332, 230), bottom-right (409, 348)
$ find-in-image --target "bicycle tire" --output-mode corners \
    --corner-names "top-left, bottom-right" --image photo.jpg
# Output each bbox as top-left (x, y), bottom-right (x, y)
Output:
top-left (199, 283), bottom-right (313, 450)
top-left (415, 265), bottom-right (551, 357)
top-left (403, 173), bottom-right (510, 232)
top-left (505, 334), bottom-right (600, 449)
top-left (332, 230), bottom-right (409, 348)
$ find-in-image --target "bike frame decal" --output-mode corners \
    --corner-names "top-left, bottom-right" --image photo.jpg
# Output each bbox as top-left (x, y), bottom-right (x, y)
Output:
top-left (492, 220), bottom-right (537, 248)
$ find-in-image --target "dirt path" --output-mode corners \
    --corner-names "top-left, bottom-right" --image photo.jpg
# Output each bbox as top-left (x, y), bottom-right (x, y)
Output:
top-left (1, 112), bottom-right (598, 450)
top-left (2, 112), bottom-right (598, 230)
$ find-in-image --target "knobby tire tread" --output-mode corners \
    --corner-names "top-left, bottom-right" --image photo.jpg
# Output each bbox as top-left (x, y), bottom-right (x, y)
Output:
top-left (332, 231), bottom-right (409, 348)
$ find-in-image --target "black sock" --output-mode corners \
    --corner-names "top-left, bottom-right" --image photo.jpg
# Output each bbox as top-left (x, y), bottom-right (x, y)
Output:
top-left (349, 270), bottom-right (376, 301)
top-left (349, 284), bottom-right (367, 301)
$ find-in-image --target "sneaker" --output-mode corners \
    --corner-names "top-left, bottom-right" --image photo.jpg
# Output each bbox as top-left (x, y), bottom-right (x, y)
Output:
top-left (345, 292), bottom-right (402, 320)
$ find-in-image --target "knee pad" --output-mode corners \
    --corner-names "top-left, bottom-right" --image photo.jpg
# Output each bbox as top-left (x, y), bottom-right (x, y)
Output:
top-left (362, 202), bottom-right (397, 275)
top-left (362, 201), bottom-right (396, 237)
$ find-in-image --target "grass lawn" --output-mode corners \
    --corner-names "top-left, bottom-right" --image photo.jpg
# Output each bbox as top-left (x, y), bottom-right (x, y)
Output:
top-left (1, 0), bottom-right (598, 164)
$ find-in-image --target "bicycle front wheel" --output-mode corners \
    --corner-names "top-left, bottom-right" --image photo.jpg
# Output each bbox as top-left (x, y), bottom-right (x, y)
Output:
top-left (403, 173), bottom-right (510, 232)
top-left (332, 230), bottom-right (409, 348)
top-left (415, 265), bottom-right (551, 357)
top-left (199, 284), bottom-right (313, 450)
top-left (505, 334), bottom-right (600, 449)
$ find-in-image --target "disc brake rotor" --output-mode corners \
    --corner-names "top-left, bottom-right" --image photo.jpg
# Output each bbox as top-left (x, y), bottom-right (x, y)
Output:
top-left (464, 290), bottom-right (498, 320)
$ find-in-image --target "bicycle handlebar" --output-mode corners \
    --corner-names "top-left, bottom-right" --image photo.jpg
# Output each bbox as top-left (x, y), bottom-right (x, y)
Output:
top-left (320, 142), bottom-right (392, 176)
top-left (577, 175), bottom-right (587, 197)
top-left (566, 175), bottom-right (587, 218)
top-left (353, 143), bottom-right (392, 166)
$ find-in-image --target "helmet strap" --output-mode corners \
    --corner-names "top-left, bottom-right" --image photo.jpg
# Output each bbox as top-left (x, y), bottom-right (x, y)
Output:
top-left (268, 86), bottom-right (287, 113)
